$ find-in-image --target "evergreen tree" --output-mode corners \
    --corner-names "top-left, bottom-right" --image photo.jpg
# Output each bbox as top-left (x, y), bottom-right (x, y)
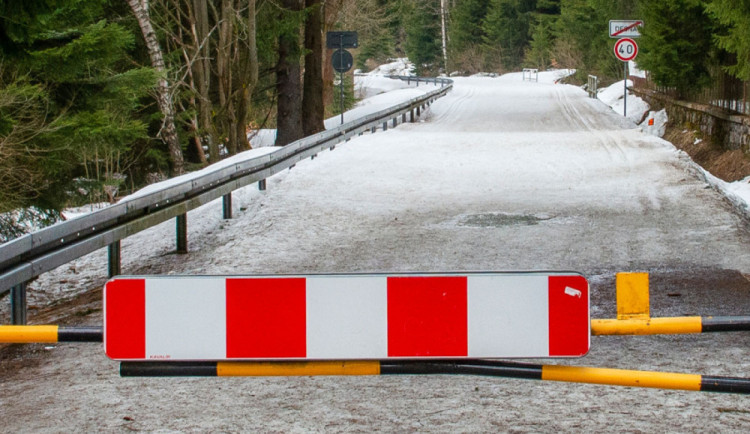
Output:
top-left (524, 13), bottom-right (556, 69)
top-left (450, 0), bottom-right (490, 52)
top-left (482, 0), bottom-right (534, 71)
top-left (402, 0), bottom-right (442, 74)
top-left (706, 0), bottom-right (750, 81)
top-left (637, 0), bottom-right (715, 96)
top-left (0, 0), bottom-right (157, 214)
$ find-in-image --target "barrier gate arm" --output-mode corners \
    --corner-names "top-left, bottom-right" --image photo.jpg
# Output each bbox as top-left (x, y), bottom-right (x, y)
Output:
top-left (3, 272), bottom-right (750, 394)
top-left (2, 272), bottom-right (750, 343)
top-left (0, 325), bottom-right (101, 343)
top-left (2, 272), bottom-right (749, 344)
top-left (4, 313), bottom-right (750, 345)
top-left (117, 359), bottom-right (750, 394)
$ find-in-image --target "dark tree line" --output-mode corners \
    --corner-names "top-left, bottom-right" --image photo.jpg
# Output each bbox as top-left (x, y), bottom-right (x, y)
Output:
top-left (0, 0), bottom-right (349, 240)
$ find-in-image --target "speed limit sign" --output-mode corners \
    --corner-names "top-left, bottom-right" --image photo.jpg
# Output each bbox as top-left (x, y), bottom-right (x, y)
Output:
top-left (614, 38), bottom-right (638, 62)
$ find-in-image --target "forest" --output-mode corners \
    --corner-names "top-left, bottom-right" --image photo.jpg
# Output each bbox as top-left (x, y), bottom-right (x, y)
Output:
top-left (1, 0), bottom-right (749, 240)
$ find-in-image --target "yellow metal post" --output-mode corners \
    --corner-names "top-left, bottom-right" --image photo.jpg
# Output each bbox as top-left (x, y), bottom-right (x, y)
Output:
top-left (616, 272), bottom-right (650, 320)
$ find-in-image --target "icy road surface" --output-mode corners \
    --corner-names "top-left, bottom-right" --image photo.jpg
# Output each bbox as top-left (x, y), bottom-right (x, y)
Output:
top-left (3, 72), bottom-right (750, 432)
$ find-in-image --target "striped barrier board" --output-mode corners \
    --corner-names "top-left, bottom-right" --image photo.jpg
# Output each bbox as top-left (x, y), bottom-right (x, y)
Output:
top-left (103, 273), bottom-right (589, 361)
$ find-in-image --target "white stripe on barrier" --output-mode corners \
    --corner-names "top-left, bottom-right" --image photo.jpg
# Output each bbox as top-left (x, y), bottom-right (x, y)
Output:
top-left (467, 275), bottom-right (549, 357)
top-left (306, 276), bottom-right (388, 359)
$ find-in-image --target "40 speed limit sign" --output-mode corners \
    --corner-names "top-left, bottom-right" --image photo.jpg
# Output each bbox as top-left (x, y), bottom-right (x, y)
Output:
top-left (614, 38), bottom-right (638, 62)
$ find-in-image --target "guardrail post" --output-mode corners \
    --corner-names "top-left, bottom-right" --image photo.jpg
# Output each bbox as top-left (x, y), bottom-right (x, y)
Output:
top-left (222, 193), bottom-right (232, 219)
top-left (176, 214), bottom-right (188, 254)
top-left (371, 126), bottom-right (376, 133)
top-left (383, 121), bottom-right (388, 131)
top-left (10, 283), bottom-right (27, 325)
top-left (410, 109), bottom-right (415, 122)
top-left (402, 113), bottom-right (406, 123)
top-left (108, 241), bottom-right (121, 277)
top-left (392, 118), bottom-right (397, 128)
top-left (258, 179), bottom-right (266, 191)
top-left (416, 106), bottom-right (421, 117)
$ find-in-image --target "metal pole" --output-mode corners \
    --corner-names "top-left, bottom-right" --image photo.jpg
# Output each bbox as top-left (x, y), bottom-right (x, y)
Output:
top-left (340, 71), bottom-right (344, 125)
top-left (222, 193), bottom-right (232, 219)
top-left (10, 283), bottom-right (27, 325)
top-left (340, 35), bottom-right (344, 125)
top-left (624, 61), bottom-right (628, 117)
top-left (176, 214), bottom-right (187, 254)
top-left (108, 241), bottom-right (121, 278)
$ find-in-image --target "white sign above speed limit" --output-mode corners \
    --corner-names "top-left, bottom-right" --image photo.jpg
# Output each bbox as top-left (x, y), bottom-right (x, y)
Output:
top-left (614, 38), bottom-right (638, 62)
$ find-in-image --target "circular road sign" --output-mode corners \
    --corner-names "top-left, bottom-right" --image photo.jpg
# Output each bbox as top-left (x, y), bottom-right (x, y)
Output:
top-left (614, 38), bottom-right (638, 62)
top-left (332, 49), bottom-right (353, 73)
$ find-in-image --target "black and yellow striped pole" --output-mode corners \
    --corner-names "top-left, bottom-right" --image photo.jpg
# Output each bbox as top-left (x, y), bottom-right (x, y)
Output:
top-left (591, 315), bottom-right (750, 335)
top-left (118, 359), bottom-right (750, 394)
top-left (591, 272), bottom-right (750, 335)
top-left (0, 325), bottom-right (102, 343)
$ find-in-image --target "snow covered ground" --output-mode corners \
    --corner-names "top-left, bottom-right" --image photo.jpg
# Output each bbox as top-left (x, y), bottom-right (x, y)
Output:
top-left (596, 79), bottom-right (750, 212)
top-left (3, 71), bottom-right (750, 431)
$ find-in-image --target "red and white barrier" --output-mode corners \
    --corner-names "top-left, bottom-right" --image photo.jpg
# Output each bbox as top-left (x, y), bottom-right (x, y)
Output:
top-left (104, 273), bottom-right (589, 361)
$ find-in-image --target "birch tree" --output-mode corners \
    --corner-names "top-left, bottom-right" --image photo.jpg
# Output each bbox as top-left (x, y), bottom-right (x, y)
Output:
top-left (126, 0), bottom-right (185, 175)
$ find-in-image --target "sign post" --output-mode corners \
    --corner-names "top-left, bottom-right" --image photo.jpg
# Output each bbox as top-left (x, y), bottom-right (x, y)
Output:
top-left (610, 20), bottom-right (642, 118)
top-left (327, 31), bottom-right (358, 125)
top-left (613, 37), bottom-right (638, 117)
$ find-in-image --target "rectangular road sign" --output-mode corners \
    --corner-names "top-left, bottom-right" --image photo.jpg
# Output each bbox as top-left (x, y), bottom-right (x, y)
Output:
top-left (326, 31), bottom-right (358, 49)
top-left (609, 20), bottom-right (643, 38)
top-left (104, 273), bottom-right (590, 361)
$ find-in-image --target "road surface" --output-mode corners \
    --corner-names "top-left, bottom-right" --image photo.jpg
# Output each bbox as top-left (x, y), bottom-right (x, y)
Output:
top-left (2, 73), bottom-right (750, 432)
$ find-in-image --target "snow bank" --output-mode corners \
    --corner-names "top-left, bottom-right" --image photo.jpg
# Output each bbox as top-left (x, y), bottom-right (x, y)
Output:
top-left (538, 69), bottom-right (576, 84)
top-left (363, 58), bottom-right (415, 76)
top-left (118, 146), bottom-right (281, 203)
top-left (641, 109), bottom-right (668, 137)
top-left (598, 80), bottom-right (650, 124)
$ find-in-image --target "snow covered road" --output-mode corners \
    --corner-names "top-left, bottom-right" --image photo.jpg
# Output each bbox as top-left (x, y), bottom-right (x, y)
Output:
top-left (3, 73), bottom-right (750, 431)
top-left (162, 73), bottom-right (750, 277)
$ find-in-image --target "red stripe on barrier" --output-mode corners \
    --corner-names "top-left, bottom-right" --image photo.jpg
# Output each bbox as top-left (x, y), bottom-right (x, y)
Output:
top-left (387, 276), bottom-right (468, 357)
top-left (226, 278), bottom-right (306, 358)
top-left (548, 275), bottom-right (589, 356)
top-left (104, 279), bottom-right (146, 359)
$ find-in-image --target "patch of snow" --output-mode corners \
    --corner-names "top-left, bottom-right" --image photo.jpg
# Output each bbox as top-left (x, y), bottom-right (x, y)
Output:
top-left (247, 129), bottom-right (277, 148)
top-left (598, 80), bottom-right (649, 123)
top-left (119, 146), bottom-right (281, 203)
top-left (498, 69), bottom-right (575, 84)
top-left (62, 203), bottom-right (111, 220)
top-left (641, 109), bottom-right (668, 137)
top-left (364, 58), bottom-right (415, 76)
top-left (727, 176), bottom-right (750, 209)
top-left (629, 61), bottom-right (647, 78)
top-left (355, 74), bottom-right (422, 99)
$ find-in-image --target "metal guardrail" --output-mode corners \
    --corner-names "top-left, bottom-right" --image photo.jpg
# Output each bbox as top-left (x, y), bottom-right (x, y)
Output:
top-left (587, 75), bottom-right (598, 99)
top-left (0, 76), bottom-right (453, 324)
top-left (522, 69), bottom-right (539, 82)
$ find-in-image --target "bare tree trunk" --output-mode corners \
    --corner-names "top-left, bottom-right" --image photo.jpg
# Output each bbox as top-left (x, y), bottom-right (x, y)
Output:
top-left (191, 0), bottom-right (217, 160)
top-left (216, 0), bottom-right (236, 154)
top-left (322, 0), bottom-right (344, 114)
top-left (275, 0), bottom-right (305, 146)
top-left (440, 0), bottom-right (448, 73)
top-left (302, 0), bottom-right (325, 136)
top-left (234, 0), bottom-right (258, 150)
top-left (126, 0), bottom-right (185, 175)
